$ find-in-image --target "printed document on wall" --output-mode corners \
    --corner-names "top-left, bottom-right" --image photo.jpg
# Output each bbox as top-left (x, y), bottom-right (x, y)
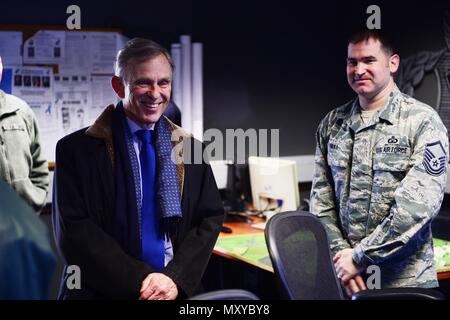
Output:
top-left (90, 75), bottom-right (117, 121)
top-left (23, 30), bottom-right (65, 65)
top-left (89, 32), bottom-right (117, 74)
top-left (0, 31), bottom-right (23, 66)
top-left (53, 74), bottom-right (91, 135)
top-left (59, 31), bottom-right (90, 74)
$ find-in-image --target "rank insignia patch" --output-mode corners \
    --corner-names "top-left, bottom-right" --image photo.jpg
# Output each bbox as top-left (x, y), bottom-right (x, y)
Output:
top-left (423, 141), bottom-right (447, 176)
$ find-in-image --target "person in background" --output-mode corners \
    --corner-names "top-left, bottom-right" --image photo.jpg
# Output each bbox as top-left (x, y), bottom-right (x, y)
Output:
top-left (0, 56), bottom-right (49, 213)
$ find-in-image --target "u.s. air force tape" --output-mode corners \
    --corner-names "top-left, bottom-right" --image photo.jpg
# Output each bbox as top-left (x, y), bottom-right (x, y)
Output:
top-left (423, 141), bottom-right (447, 176)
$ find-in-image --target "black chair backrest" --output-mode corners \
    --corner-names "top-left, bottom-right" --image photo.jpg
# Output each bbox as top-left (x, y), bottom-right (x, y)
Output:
top-left (265, 211), bottom-right (344, 300)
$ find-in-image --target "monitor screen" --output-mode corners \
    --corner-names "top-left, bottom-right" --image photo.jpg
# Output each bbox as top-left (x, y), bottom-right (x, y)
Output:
top-left (209, 160), bottom-right (230, 190)
top-left (248, 156), bottom-right (300, 213)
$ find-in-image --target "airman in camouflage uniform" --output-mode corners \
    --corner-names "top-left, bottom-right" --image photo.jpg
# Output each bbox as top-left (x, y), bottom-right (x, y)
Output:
top-left (310, 30), bottom-right (449, 290)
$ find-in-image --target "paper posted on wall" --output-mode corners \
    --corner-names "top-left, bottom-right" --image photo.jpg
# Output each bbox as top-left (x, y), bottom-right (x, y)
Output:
top-left (0, 31), bottom-right (23, 66)
top-left (53, 74), bottom-right (91, 134)
top-left (59, 32), bottom-right (90, 74)
top-left (90, 75), bottom-right (117, 117)
top-left (23, 30), bottom-right (65, 65)
top-left (89, 32), bottom-right (118, 74)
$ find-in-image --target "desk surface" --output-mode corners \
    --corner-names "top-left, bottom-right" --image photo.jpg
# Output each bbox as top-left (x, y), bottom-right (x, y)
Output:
top-left (213, 218), bottom-right (450, 280)
top-left (214, 216), bottom-right (272, 272)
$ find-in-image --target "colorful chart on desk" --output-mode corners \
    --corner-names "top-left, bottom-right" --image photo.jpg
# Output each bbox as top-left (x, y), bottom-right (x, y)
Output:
top-left (214, 233), bottom-right (272, 272)
top-left (434, 238), bottom-right (450, 272)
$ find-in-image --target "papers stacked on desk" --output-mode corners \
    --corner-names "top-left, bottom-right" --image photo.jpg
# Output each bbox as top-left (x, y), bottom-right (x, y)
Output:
top-left (251, 222), bottom-right (266, 230)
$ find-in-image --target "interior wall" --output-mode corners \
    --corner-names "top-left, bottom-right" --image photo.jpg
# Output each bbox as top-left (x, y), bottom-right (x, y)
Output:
top-left (1, 0), bottom-right (448, 156)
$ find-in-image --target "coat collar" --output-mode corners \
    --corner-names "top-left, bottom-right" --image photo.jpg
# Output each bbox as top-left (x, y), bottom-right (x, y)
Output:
top-left (0, 90), bottom-right (20, 118)
top-left (346, 84), bottom-right (402, 133)
top-left (377, 85), bottom-right (402, 125)
top-left (85, 104), bottom-right (192, 196)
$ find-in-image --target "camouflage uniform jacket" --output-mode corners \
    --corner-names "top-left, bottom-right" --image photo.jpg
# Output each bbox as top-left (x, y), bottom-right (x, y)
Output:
top-left (310, 86), bottom-right (448, 288)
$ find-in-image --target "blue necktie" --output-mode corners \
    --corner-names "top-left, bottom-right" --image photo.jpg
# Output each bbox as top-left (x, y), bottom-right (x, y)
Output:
top-left (135, 129), bottom-right (165, 271)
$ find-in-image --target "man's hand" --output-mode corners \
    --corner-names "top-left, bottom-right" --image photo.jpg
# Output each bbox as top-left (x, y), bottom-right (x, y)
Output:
top-left (139, 273), bottom-right (178, 300)
top-left (343, 275), bottom-right (367, 297)
top-left (333, 248), bottom-right (363, 284)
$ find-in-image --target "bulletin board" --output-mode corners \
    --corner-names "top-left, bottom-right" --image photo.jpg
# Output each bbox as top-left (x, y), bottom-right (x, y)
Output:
top-left (0, 25), bottom-right (127, 167)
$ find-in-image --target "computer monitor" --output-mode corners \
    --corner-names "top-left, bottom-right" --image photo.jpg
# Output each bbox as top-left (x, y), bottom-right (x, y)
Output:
top-left (209, 160), bottom-right (230, 190)
top-left (210, 160), bottom-right (249, 213)
top-left (248, 156), bottom-right (300, 213)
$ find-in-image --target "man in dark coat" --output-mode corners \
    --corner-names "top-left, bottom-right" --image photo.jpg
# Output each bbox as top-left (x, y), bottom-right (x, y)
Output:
top-left (52, 38), bottom-right (224, 300)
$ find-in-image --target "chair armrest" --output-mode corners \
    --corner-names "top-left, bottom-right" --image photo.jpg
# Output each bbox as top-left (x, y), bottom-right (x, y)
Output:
top-left (189, 289), bottom-right (260, 300)
top-left (352, 288), bottom-right (445, 300)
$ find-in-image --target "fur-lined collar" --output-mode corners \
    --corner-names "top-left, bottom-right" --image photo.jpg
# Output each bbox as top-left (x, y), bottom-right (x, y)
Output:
top-left (85, 104), bottom-right (192, 196)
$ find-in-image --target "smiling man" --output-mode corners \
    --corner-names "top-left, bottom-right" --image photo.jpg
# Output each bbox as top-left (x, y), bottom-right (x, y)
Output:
top-left (310, 30), bottom-right (449, 296)
top-left (52, 38), bottom-right (224, 299)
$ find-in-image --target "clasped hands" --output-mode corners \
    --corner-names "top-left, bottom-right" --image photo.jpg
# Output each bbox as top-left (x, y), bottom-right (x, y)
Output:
top-left (139, 272), bottom-right (178, 300)
top-left (333, 248), bottom-right (367, 296)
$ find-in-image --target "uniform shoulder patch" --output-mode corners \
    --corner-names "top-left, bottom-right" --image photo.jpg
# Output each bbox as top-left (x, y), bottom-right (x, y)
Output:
top-left (423, 141), bottom-right (447, 176)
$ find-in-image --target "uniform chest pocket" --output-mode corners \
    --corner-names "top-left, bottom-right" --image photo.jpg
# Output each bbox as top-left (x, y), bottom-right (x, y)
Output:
top-left (373, 148), bottom-right (410, 185)
top-left (2, 123), bottom-right (26, 132)
top-left (368, 154), bottom-right (410, 231)
top-left (327, 138), bottom-right (351, 168)
top-left (372, 133), bottom-right (411, 173)
top-left (1, 121), bottom-right (31, 178)
top-left (371, 154), bottom-right (410, 205)
top-left (1, 122), bottom-right (29, 148)
top-left (371, 134), bottom-right (411, 209)
top-left (373, 155), bottom-right (410, 172)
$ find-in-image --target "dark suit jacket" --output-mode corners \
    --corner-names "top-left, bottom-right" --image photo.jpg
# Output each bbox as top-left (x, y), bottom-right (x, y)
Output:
top-left (52, 105), bottom-right (224, 299)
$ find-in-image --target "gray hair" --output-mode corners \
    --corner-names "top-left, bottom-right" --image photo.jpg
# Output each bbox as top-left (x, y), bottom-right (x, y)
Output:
top-left (114, 38), bottom-right (174, 83)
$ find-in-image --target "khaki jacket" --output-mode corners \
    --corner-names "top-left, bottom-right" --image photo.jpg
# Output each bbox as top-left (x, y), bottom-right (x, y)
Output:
top-left (0, 90), bottom-right (49, 212)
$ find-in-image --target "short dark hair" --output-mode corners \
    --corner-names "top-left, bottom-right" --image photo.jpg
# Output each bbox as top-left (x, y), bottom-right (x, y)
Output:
top-left (348, 30), bottom-right (396, 57)
top-left (114, 38), bottom-right (174, 82)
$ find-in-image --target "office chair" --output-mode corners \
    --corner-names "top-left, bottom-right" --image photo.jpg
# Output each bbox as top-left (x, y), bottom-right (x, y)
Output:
top-left (265, 211), bottom-right (444, 300)
top-left (188, 289), bottom-right (260, 300)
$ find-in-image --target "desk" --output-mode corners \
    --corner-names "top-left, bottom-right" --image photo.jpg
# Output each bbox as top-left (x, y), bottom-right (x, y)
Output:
top-left (213, 219), bottom-right (450, 281)
top-left (205, 217), bottom-right (278, 299)
top-left (213, 217), bottom-right (273, 272)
